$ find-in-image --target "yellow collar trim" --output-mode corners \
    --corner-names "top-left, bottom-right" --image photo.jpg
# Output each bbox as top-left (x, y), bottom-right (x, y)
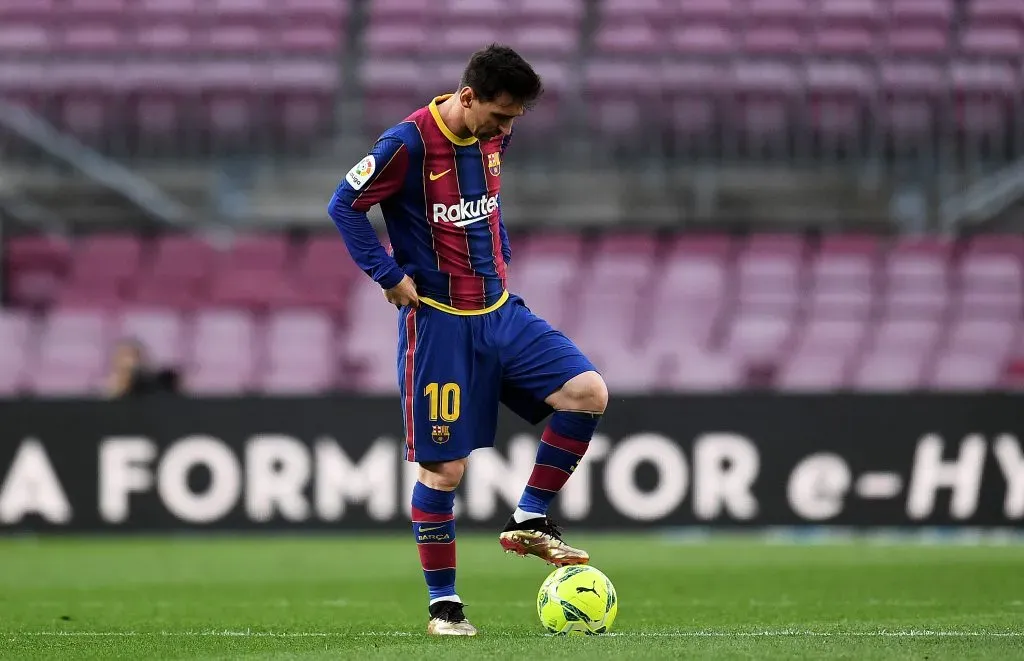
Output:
top-left (420, 290), bottom-right (509, 315)
top-left (429, 95), bottom-right (478, 146)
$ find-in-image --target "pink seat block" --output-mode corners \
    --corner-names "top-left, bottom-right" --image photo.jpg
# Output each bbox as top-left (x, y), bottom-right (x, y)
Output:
top-left (850, 348), bottom-right (928, 391)
top-left (185, 365), bottom-right (251, 395)
top-left (928, 352), bottom-right (1005, 391)
top-left (116, 308), bottom-right (185, 368)
top-left (723, 311), bottom-right (795, 365)
top-left (664, 351), bottom-right (744, 391)
top-left (586, 347), bottom-right (667, 394)
top-left (776, 348), bottom-right (849, 391)
top-left (798, 317), bottom-right (869, 357)
top-left (260, 363), bottom-right (335, 395)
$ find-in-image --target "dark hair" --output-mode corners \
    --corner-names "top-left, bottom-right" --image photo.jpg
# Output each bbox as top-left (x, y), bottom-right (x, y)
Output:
top-left (460, 44), bottom-right (543, 109)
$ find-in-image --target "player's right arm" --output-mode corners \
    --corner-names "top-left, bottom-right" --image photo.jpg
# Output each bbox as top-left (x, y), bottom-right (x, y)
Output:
top-left (327, 136), bottom-right (417, 305)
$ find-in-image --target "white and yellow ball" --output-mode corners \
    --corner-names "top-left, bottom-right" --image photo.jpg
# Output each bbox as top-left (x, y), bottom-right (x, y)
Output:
top-left (536, 565), bottom-right (618, 635)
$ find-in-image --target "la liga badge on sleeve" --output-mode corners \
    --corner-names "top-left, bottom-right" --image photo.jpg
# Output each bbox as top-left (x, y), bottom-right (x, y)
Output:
top-left (346, 155), bottom-right (376, 190)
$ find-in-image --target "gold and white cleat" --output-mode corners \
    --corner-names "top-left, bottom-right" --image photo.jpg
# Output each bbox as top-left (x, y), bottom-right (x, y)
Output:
top-left (426, 601), bottom-right (478, 636)
top-left (498, 516), bottom-right (590, 567)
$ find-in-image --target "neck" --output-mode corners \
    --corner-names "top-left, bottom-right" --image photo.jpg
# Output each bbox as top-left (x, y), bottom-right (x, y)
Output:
top-left (437, 95), bottom-right (472, 140)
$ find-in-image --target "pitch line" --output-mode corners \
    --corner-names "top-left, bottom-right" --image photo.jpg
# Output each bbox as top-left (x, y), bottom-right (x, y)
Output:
top-left (5, 630), bottom-right (1023, 639)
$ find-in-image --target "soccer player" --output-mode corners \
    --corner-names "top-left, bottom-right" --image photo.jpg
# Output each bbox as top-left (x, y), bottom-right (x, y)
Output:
top-left (328, 45), bottom-right (608, 636)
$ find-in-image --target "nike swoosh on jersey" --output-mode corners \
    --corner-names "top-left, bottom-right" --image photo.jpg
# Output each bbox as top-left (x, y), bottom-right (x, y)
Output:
top-left (419, 524), bottom-right (447, 532)
top-left (452, 215), bottom-right (489, 228)
top-left (429, 169), bottom-right (452, 181)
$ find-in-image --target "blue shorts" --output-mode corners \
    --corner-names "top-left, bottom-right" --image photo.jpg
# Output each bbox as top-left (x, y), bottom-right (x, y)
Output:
top-left (396, 293), bottom-right (596, 463)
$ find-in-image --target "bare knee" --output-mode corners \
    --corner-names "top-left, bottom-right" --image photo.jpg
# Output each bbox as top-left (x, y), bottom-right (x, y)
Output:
top-left (417, 458), bottom-right (467, 491)
top-left (545, 371), bottom-right (608, 414)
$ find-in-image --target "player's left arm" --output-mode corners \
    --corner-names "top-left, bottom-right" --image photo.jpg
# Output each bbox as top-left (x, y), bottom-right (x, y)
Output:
top-left (498, 129), bottom-right (513, 265)
top-left (497, 197), bottom-right (512, 266)
top-left (327, 136), bottom-right (410, 291)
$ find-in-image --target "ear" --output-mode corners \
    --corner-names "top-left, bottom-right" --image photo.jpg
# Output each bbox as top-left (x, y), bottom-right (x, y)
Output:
top-left (458, 86), bottom-right (474, 109)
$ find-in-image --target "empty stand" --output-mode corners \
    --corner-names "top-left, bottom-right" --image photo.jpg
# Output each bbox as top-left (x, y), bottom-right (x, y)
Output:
top-left (6, 230), bottom-right (1023, 396)
top-left (0, 0), bottom-right (345, 154)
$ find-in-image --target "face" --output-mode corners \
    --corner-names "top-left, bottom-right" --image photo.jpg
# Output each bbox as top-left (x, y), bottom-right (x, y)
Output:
top-left (460, 89), bottom-right (524, 141)
top-left (113, 343), bottom-right (142, 372)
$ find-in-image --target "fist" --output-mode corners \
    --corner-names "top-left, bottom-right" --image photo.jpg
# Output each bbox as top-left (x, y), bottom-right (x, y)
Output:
top-left (384, 275), bottom-right (419, 308)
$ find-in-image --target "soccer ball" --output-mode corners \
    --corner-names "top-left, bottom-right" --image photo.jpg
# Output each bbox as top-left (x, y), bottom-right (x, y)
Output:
top-left (536, 565), bottom-right (618, 635)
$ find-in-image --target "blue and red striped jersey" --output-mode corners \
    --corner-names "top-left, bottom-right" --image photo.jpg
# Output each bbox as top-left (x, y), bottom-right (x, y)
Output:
top-left (329, 94), bottom-right (512, 313)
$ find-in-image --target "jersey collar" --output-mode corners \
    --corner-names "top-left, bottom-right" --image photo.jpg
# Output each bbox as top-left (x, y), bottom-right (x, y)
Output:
top-left (430, 94), bottom-right (478, 147)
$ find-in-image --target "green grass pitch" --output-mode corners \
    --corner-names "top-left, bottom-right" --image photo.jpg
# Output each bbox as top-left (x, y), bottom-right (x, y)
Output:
top-left (1, 533), bottom-right (1022, 660)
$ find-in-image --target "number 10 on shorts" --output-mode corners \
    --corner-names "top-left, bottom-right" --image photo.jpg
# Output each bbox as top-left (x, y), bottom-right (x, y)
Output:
top-left (424, 382), bottom-right (461, 422)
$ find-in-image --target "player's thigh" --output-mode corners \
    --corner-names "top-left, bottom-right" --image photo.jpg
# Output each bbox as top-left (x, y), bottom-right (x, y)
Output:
top-left (398, 305), bottom-right (500, 463)
top-left (498, 297), bottom-right (597, 424)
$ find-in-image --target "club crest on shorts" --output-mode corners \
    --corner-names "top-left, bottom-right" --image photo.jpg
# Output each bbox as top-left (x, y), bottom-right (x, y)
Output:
top-left (431, 425), bottom-right (451, 444)
top-left (487, 151), bottom-right (501, 176)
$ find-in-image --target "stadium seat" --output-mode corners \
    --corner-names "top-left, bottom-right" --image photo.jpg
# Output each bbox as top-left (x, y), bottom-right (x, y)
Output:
top-left (188, 310), bottom-right (257, 380)
top-left (32, 310), bottom-right (110, 396)
top-left (364, 25), bottom-right (428, 57)
top-left (928, 351), bottom-right (1006, 391)
top-left (850, 347), bottom-right (928, 391)
top-left (117, 308), bottom-right (186, 368)
top-left (0, 311), bottom-right (34, 395)
top-left (743, 25), bottom-right (807, 57)
top-left (571, 292), bottom-right (644, 353)
top-left (797, 318), bottom-right (870, 358)
top-left (819, 0), bottom-right (885, 27)
top-left (0, 0), bottom-right (57, 21)
top-left (885, 27), bottom-right (950, 56)
top-left (185, 364), bottom-right (252, 395)
top-left (4, 235), bottom-right (72, 309)
top-left (68, 234), bottom-right (143, 295)
top-left (891, 0), bottom-right (954, 30)
top-left (956, 244), bottom-right (1024, 318)
top-left (519, 0), bottom-right (584, 25)
top-left (589, 233), bottom-right (658, 291)
top-left (871, 317), bottom-right (944, 353)
top-left (260, 361), bottom-right (335, 395)
top-left (594, 22), bottom-right (665, 57)
top-left (746, 0), bottom-right (812, 25)
top-left (219, 234), bottom-right (291, 271)
top-left (342, 280), bottom-right (401, 366)
top-left (723, 310), bottom-right (796, 366)
top-left (264, 309), bottom-right (335, 369)
top-left (961, 26), bottom-right (1024, 59)
top-left (671, 0), bottom-right (741, 24)
top-left (669, 24), bottom-right (736, 56)
top-left (944, 319), bottom-right (1019, 357)
top-left (664, 350), bottom-right (745, 391)
top-left (149, 235), bottom-right (217, 284)
top-left (585, 347), bottom-right (668, 394)
top-left (735, 234), bottom-right (806, 313)
top-left (0, 25), bottom-right (52, 55)
top-left (27, 366), bottom-right (103, 398)
top-left (507, 25), bottom-right (579, 58)
top-left (966, 0), bottom-right (1024, 27)
top-left (881, 238), bottom-right (953, 318)
top-left (776, 348), bottom-right (849, 391)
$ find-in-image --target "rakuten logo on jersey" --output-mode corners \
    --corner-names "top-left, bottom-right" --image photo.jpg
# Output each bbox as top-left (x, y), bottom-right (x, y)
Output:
top-left (432, 194), bottom-right (499, 228)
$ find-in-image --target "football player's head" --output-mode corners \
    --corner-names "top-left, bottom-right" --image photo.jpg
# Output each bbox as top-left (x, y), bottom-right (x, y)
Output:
top-left (457, 44), bottom-right (543, 141)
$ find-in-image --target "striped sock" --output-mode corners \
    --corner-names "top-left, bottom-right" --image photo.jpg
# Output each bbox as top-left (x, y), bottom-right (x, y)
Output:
top-left (411, 482), bottom-right (458, 603)
top-left (517, 411), bottom-right (601, 517)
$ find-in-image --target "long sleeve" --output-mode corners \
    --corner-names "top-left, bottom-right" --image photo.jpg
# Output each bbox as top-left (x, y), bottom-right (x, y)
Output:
top-left (327, 136), bottom-right (410, 290)
top-left (498, 130), bottom-right (513, 264)
top-left (497, 197), bottom-right (512, 265)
